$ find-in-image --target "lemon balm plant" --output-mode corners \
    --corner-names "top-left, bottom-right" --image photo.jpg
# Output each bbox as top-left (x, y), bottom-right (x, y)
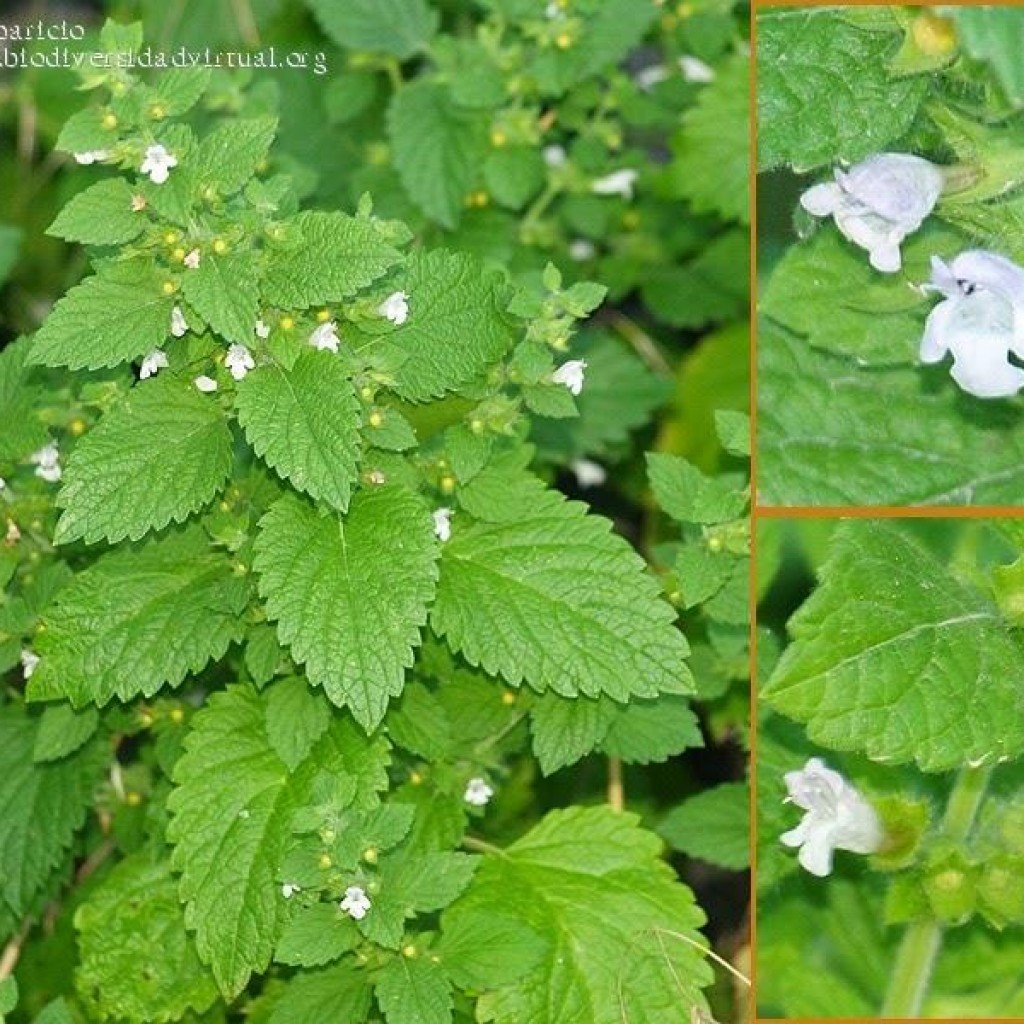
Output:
top-left (758, 520), bottom-right (1024, 1018)
top-left (0, 11), bottom-right (750, 1024)
top-left (757, 5), bottom-right (1024, 506)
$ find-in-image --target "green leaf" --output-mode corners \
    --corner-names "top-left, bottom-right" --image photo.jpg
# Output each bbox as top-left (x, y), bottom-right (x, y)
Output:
top-left (30, 257), bottom-right (175, 370)
top-left (442, 807), bottom-right (712, 1024)
top-left (388, 82), bottom-right (487, 229)
top-left (484, 147), bottom-right (545, 211)
top-left (757, 9), bottom-right (928, 171)
top-left (28, 527), bottom-right (248, 707)
top-left (274, 902), bottom-right (359, 967)
top-left (528, 693), bottom-right (611, 775)
top-left (435, 907), bottom-right (546, 991)
top-left (388, 249), bottom-right (517, 401)
top-left (47, 179), bottom-right (147, 246)
top-left (386, 683), bottom-right (452, 760)
top-left (0, 977), bottom-right (15, 1016)
top-left (152, 66), bottom-right (212, 116)
top-left (54, 378), bottom-right (233, 545)
top-left (953, 8), bottom-right (1024, 107)
top-left (647, 453), bottom-right (747, 525)
top-left (306, 0), bottom-right (438, 58)
top-left (74, 854), bottom-right (218, 1023)
top-left (32, 705), bottom-right (99, 762)
top-left (195, 117), bottom-right (276, 196)
top-left (763, 522), bottom-right (1024, 771)
top-left (0, 704), bottom-right (106, 915)
top-left (235, 350), bottom-right (363, 511)
top-left (758, 322), bottom-right (1024, 505)
top-left (261, 211), bottom-right (404, 309)
top-left (181, 250), bottom-right (259, 345)
top-left (432, 486), bottom-right (692, 702)
top-left (671, 53), bottom-right (749, 223)
top-left (264, 677), bottom-right (332, 771)
top-left (0, 225), bottom-right (20, 287)
top-left (267, 962), bottom-right (373, 1024)
top-left (254, 488), bottom-right (439, 730)
top-left (659, 782), bottom-right (750, 870)
top-left (376, 955), bottom-right (452, 1024)
top-left (0, 340), bottom-right (48, 462)
top-left (168, 685), bottom-right (390, 997)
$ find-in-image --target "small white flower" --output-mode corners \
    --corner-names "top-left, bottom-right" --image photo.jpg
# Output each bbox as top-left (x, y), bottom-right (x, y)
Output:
top-left (800, 153), bottom-right (943, 273)
top-left (139, 143), bottom-right (177, 185)
top-left (194, 375), bottom-right (218, 393)
top-left (74, 150), bottom-right (110, 165)
top-left (464, 777), bottom-right (494, 807)
top-left (0, 477), bottom-right (5, 491)
top-left (225, 344), bottom-right (255, 381)
top-left (340, 885), bottom-right (372, 920)
top-left (552, 359), bottom-right (587, 396)
top-left (545, 1), bottom-right (563, 19)
top-left (433, 507), bottom-right (453, 543)
top-left (255, 319), bottom-right (271, 340)
top-left (5, 519), bottom-right (20, 544)
top-left (281, 882), bottom-right (300, 899)
top-left (679, 55), bottom-right (716, 83)
top-left (780, 758), bottom-right (882, 878)
top-left (543, 144), bottom-right (567, 169)
top-left (377, 290), bottom-right (409, 326)
top-left (170, 306), bottom-right (188, 338)
top-left (636, 64), bottom-right (669, 90)
top-left (140, 348), bottom-right (169, 380)
top-left (569, 239), bottom-right (596, 262)
top-left (309, 321), bottom-right (340, 352)
top-left (591, 169), bottom-right (638, 200)
top-left (920, 250), bottom-right (1024, 399)
top-left (20, 649), bottom-right (39, 679)
top-left (183, 248), bottom-right (201, 270)
top-left (30, 442), bottom-right (61, 483)
top-left (570, 458), bottom-right (606, 488)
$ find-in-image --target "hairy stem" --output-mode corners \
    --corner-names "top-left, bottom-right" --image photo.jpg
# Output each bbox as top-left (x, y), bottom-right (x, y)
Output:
top-left (0, 919), bottom-right (31, 980)
top-left (461, 835), bottom-right (505, 857)
top-left (880, 764), bottom-right (993, 1016)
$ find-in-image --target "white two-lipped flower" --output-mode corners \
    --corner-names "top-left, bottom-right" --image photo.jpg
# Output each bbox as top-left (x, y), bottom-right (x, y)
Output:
top-left (140, 144), bottom-right (178, 185)
top-left (20, 649), bottom-right (39, 680)
top-left (30, 442), bottom-right (61, 483)
top-left (464, 777), bottom-right (494, 807)
top-left (570, 458), bottom-right (606, 488)
top-left (800, 153), bottom-right (943, 273)
top-left (170, 306), bottom-right (188, 338)
top-left (679, 55), bottom-right (716, 84)
top-left (225, 344), bottom-right (255, 381)
top-left (74, 150), bottom-right (110, 165)
top-left (340, 885), bottom-right (372, 920)
top-left (552, 359), bottom-right (587, 396)
top-left (140, 349), bottom-right (169, 380)
top-left (194, 375), bottom-right (218, 393)
top-left (183, 248), bottom-right (201, 270)
top-left (281, 882), bottom-right (300, 899)
top-left (592, 169), bottom-right (638, 200)
top-left (310, 321), bottom-right (340, 352)
top-left (920, 250), bottom-right (1024, 399)
top-left (433, 507), bottom-right (452, 543)
top-left (780, 758), bottom-right (882, 878)
top-left (378, 291), bottom-right (409, 326)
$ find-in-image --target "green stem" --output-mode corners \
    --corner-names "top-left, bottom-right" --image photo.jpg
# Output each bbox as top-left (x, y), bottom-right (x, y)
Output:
top-left (880, 764), bottom-right (993, 1017)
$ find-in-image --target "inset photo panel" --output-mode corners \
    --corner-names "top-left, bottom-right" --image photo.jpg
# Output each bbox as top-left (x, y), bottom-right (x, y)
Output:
top-left (756, 517), bottom-right (1024, 1017)
top-left (756, 5), bottom-right (1024, 507)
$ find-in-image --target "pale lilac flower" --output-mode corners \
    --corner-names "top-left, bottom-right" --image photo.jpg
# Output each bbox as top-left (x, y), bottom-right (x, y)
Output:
top-left (920, 250), bottom-right (1024, 398)
top-left (800, 153), bottom-right (943, 273)
top-left (377, 291), bottom-right (409, 326)
top-left (464, 777), bottom-right (494, 807)
top-left (592, 169), bottom-right (638, 200)
top-left (74, 150), bottom-right (110, 165)
top-left (20, 649), bottom-right (39, 679)
top-left (780, 758), bottom-right (882, 877)
top-left (679, 55), bottom-right (716, 83)
top-left (30, 442), bottom-right (61, 483)
top-left (433, 507), bottom-right (452, 542)
top-left (310, 321), bottom-right (340, 352)
top-left (170, 306), bottom-right (188, 338)
top-left (140, 349), bottom-right (169, 380)
top-left (552, 359), bottom-right (587, 396)
top-left (570, 458), bottom-right (606, 488)
top-left (340, 885), bottom-right (372, 920)
top-left (183, 248), bottom-right (201, 270)
top-left (225, 344), bottom-right (255, 381)
top-left (139, 143), bottom-right (177, 185)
